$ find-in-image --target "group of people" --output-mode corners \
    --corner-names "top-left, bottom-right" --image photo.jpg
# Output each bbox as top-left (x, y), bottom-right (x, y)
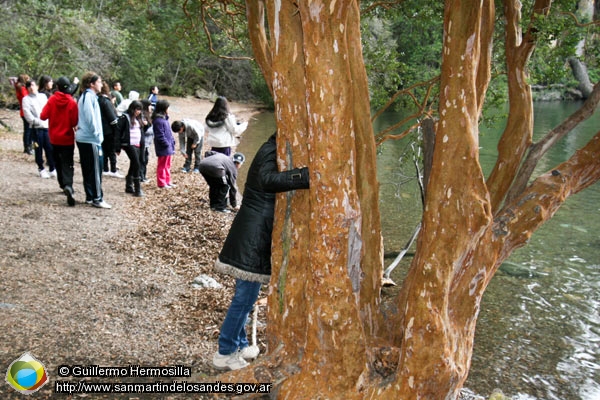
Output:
top-left (12, 71), bottom-right (313, 373)
top-left (11, 73), bottom-right (165, 208)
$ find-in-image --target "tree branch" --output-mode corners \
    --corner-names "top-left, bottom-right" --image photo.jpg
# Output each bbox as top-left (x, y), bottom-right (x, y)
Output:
top-left (486, 0), bottom-right (552, 214)
top-left (559, 11), bottom-right (600, 27)
top-left (246, 0), bottom-right (273, 94)
top-left (373, 76), bottom-right (437, 146)
top-left (495, 129), bottom-right (600, 261)
top-left (371, 75), bottom-right (439, 123)
top-left (194, 0), bottom-right (253, 61)
top-left (505, 81), bottom-right (600, 204)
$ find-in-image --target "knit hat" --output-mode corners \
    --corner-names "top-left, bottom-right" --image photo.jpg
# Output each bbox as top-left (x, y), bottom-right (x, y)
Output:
top-left (55, 76), bottom-right (77, 95)
top-left (233, 153), bottom-right (245, 164)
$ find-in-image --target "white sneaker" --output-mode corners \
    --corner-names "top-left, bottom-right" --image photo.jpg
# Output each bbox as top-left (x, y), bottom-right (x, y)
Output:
top-left (92, 200), bottom-right (112, 209)
top-left (102, 171), bottom-right (111, 176)
top-left (212, 351), bottom-right (249, 370)
top-left (49, 169), bottom-right (57, 178)
top-left (113, 171), bottom-right (125, 179)
top-left (240, 345), bottom-right (259, 360)
top-left (39, 169), bottom-right (50, 179)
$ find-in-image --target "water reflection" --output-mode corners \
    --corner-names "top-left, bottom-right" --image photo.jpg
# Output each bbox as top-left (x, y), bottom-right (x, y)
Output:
top-left (236, 103), bottom-right (600, 400)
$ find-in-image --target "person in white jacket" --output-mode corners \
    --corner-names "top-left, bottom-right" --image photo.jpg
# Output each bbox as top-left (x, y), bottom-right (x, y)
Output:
top-left (22, 80), bottom-right (55, 178)
top-left (205, 96), bottom-right (248, 156)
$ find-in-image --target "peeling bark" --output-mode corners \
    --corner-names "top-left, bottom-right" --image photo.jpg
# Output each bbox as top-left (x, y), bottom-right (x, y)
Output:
top-left (486, 0), bottom-right (552, 213)
top-left (216, 1), bottom-right (600, 398)
top-left (382, 0), bottom-right (495, 397)
top-left (228, 1), bottom-right (382, 397)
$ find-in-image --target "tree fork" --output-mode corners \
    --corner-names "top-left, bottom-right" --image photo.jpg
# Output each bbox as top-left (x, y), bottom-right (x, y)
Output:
top-left (486, 0), bottom-right (552, 213)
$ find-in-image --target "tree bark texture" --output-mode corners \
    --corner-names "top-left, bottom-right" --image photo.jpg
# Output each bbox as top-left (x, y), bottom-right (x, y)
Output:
top-left (568, 57), bottom-right (595, 98)
top-left (235, 1), bottom-right (384, 397)
top-left (486, 0), bottom-right (552, 213)
top-left (221, 0), bottom-right (600, 398)
top-left (380, 0), bottom-right (495, 397)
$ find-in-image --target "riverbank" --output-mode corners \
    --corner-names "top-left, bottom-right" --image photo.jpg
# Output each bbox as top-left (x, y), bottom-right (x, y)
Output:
top-left (0, 96), bottom-right (504, 400)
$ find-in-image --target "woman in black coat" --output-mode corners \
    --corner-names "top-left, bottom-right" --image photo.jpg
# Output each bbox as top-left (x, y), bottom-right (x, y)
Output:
top-left (98, 82), bottom-right (121, 177)
top-left (213, 132), bottom-right (309, 371)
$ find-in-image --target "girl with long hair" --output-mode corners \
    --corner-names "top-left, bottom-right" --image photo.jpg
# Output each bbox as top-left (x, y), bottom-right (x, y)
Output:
top-left (117, 100), bottom-right (145, 197)
top-left (205, 96), bottom-right (248, 156)
top-left (152, 100), bottom-right (175, 188)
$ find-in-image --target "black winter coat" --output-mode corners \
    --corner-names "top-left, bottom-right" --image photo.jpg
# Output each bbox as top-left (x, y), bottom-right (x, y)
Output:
top-left (117, 113), bottom-right (143, 148)
top-left (98, 95), bottom-right (118, 149)
top-left (215, 133), bottom-right (309, 283)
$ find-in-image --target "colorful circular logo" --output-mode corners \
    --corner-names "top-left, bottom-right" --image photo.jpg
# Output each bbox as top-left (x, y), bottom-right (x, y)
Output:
top-left (5, 352), bottom-right (49, 395)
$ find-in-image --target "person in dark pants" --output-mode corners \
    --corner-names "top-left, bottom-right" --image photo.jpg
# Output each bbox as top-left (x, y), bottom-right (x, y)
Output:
top-left (76, 72), bottom-right (111, 209)
top-left (11, 74), bottom-right (34, 154)
top-left (199, 152), bottom-right (245, 213)
top-left (98, 81), bottom-right (123, 178)
top-left (117, 100), bottom-right (145, 197)
top-left (212, 132), bottom-right (310, 370)
top-left (139, 99), bottom-right (153, 183)
top-left (40, 76), bottom-right (79, 206)
top-left (22, 80), bottom-right (55, 178)
top-left (172, 119), bottom-right (204, 173)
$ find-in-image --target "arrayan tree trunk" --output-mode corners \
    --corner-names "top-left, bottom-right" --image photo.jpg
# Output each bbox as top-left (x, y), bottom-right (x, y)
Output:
top-left (215, 0), bottom-right (600, 398)
top-left (229, 1), bottom-right (384, 397)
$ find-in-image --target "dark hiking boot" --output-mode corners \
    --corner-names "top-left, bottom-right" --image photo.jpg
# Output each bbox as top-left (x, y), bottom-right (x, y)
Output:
top-left (133, 178), bottom-right (144, 197)
top-left (125, 175), bottom-right (135, 194)
top-left (64, 186), bottom-right (75, 207)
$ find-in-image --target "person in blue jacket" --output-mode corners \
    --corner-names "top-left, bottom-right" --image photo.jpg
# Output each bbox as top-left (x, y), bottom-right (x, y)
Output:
top-left (76, 72), bottom-right (111, 209)
top-left (147, 85), bottom-right (159, 108)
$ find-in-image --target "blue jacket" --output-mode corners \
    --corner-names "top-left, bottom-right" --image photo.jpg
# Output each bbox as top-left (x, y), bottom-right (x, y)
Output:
top-left (152, 115), bottom-right (175, 156)
top-left (76, 89), bottom-right (103, 145)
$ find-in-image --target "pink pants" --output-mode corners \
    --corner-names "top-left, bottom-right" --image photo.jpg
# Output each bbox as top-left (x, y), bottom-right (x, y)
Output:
top-left (156, 155), bottom-right (172, 187)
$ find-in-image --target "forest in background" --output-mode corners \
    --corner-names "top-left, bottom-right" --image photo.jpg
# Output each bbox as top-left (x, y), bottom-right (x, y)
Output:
top-left (0, 0), bottom-right (598, 113)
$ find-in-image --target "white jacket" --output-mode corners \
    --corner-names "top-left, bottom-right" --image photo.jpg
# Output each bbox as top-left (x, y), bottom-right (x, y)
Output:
top-left (22, 93), bottom-right (49, 129)
top-left (206, 114), bottom-right (248, 149)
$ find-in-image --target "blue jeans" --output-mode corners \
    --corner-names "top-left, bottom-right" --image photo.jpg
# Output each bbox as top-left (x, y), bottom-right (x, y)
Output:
top-left (218, 279), bottom-right (261, 355)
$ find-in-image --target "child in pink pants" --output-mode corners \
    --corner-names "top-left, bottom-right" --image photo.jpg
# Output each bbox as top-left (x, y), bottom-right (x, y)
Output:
top-left (151, 99), bottom-right (176, 188)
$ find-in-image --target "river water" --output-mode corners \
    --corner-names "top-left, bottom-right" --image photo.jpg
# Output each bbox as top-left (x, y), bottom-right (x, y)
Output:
top-left (234, 101), bottom-right (599, 400)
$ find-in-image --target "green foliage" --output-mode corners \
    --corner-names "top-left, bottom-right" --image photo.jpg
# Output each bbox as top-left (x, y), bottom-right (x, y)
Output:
top-left (527, 8), bottom-right (582, 85)
top-left (0, 0), bottom-right (597, 110)
top-left (250, 68), bottom-right (274, 110)
top-left (362, 1), bottom-right (444, 113)
top-left (361, 16), bottom-right (404, 109)
top-left (0, 0), bottom-right (257, 107)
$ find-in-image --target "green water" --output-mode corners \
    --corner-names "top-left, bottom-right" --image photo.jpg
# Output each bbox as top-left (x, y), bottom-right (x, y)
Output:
top-left (235, 101), bottom-right (599, 400)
